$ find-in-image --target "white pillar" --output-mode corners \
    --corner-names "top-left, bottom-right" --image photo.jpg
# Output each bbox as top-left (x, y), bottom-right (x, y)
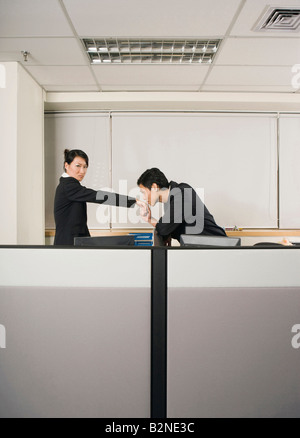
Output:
top-left (0, 62), bottom-right (44, 244)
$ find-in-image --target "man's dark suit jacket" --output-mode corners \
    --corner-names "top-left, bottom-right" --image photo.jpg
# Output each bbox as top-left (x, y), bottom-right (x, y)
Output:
top-left (156, 180), bottom-right (226, 243)
top-left (54, 176), bottom-right (136, 245)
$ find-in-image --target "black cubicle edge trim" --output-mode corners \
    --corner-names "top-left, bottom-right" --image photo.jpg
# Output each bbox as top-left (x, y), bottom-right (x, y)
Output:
top-left (151, 248), bottom-right (168, 419)
top-left (1, 245), bottom-right (299, 250)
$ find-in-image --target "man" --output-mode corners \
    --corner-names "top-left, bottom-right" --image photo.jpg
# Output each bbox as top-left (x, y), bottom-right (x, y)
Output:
top-left (137, 168), bottom-right (226, 245)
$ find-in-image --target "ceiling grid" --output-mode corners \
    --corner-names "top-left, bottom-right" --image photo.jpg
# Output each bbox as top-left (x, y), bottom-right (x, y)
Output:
top-left (0, 0), bottom-right (299, 93)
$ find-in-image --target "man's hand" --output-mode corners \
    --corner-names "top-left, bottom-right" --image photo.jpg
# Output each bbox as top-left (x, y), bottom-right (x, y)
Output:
top-left (136, 199), bottom-right (158, 227)
top-left (136, 199), bottom-right (150, 221)
top-left (164, 236), bottom-right (172, 246)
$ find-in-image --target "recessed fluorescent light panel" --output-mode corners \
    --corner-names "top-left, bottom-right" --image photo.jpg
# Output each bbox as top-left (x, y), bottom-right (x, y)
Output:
top-left (82, 38), bottom-right (221, 64)
top-left (254, 6), bottom-right (300, 32)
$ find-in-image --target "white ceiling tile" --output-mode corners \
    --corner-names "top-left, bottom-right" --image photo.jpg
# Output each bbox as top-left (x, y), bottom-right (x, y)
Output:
top-left (64, 0), bottom-right (241, 37)
top-left (92, 64), bottom-right (209, 86)
top-left (0, 0), bottom-right (73, 36)
top-left (1, 0), bottom-right (299, 93)
top-left (230, 0), bottom-right (300, 37)
top-left (0, 38), bottom-right (87, 65)
top-left (205, 66), bottom-right (297, 88)
top-left (216, 37), bottom-right (300, 66)
top-left (25, 66), bottom-right (97, 86)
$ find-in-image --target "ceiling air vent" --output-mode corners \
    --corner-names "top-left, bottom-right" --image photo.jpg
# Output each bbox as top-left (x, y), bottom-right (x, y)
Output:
top-left (254, 6), bottom-right (300, 32)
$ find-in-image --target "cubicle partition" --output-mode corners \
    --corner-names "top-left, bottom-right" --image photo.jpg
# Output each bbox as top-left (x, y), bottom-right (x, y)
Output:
top-left (167, 248), bottom-right (300, 418)
top-left (0, 246), bottom-right (300, 418)
top-left (0, 247), bottom-right (151, 418)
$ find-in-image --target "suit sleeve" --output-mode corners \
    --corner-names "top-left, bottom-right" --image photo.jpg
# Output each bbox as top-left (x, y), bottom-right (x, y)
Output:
top-left (64, 178), bottom-right (136, 207)
top-left (156, 187), bottom-right (183, 237)
top-left (155, 186), bottom-right (205, 237)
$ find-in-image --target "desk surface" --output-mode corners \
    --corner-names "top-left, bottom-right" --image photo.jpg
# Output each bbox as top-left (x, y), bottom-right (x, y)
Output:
top-left (45, 228), bottom-right (300, 238)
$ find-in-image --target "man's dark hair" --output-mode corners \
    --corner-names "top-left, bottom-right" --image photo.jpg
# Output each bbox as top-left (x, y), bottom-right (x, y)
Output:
top-left (137, 168), bottom-right (169, 190)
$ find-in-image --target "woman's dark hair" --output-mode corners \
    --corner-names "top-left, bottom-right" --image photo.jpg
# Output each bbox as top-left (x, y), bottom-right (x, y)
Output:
top-left (137, 168), bottom-right (169, 190)
top-left (64, 149), bottom-right (89, 170)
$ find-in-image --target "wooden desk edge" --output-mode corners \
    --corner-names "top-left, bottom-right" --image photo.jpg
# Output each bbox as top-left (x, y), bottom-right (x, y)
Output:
top-left (45, 229), bottom-right (300, 238)
top-left (226, 230), bottom-right (300, 237)
top-left (45, 229), bottom-right (153, 237)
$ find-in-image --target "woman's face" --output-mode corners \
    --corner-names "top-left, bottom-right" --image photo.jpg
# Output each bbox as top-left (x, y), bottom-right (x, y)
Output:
top-left (65, 156), bottom-right (88, 182)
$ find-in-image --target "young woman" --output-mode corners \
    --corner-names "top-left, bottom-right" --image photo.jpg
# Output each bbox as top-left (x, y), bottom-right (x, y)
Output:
top-left (54, 149), bottom-right (137, 245)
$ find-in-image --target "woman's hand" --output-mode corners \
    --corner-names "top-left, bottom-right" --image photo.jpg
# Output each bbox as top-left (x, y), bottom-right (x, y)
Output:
top-left (281, 238), bottom-right (294, 246)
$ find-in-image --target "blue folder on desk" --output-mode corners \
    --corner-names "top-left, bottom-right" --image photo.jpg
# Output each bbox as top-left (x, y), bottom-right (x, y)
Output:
top-left (129, 232), bottom-right (153, 246)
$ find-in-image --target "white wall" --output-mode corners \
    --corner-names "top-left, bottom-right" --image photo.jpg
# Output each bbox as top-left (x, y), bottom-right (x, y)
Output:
top-left (0, 63), bottom-right (18, 244)
top-left (17, 64), bottom-right (44, 244)
top-left (45, 91), bottom-right (300, 112)
top-left (279, 115), bottom-right (300, 228)
top-left (0, 62), bottom-right (44, 245)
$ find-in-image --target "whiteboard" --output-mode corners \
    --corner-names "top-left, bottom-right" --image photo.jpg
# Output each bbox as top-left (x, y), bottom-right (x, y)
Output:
top-left (44, 113), bottom-right (111, 229)
top-left (279, 115), bottom-right (300, 228)
top-left (111, 113), bottom-right (278, 229)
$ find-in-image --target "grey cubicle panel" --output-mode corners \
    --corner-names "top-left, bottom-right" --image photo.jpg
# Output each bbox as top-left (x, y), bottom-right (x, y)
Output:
top-left (0, 248), bottom-right (151, 418)
top-left (167, 249), bottom-right (300, 418)
top-left (1, 246), bottom-right (300, 418)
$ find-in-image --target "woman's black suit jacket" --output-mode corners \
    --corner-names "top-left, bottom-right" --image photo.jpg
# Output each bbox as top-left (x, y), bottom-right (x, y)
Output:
top-left (54, 176), bottom-right (136, 245)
